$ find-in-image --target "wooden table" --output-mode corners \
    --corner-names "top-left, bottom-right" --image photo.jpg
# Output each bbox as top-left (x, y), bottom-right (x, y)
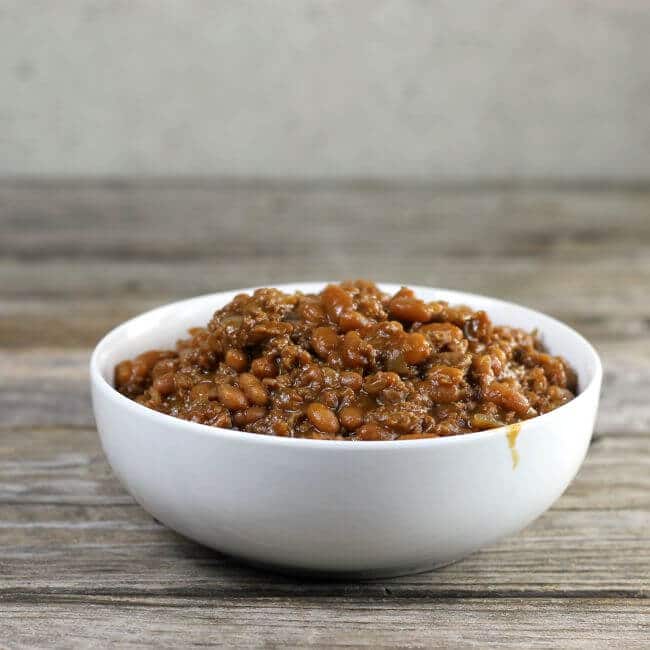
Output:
top-left (1, 180), bottom-right (649, 647)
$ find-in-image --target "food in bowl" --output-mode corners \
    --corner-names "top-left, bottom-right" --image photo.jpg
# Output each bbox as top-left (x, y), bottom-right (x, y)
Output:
top-left (93, 283), bottom-right (601, 575)
top-left (114, 281), bottom-right (577, 441)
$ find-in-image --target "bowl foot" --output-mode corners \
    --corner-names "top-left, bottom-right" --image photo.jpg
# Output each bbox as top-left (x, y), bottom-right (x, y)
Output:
top-left (230, 555), bottom-right (462, 581)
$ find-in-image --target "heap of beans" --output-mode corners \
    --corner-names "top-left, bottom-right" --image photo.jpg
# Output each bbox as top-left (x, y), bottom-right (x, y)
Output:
top-left (114, 281), bottom-right (577, 440)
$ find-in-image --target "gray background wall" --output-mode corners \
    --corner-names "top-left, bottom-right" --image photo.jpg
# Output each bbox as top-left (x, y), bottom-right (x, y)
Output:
top-left (1, 0), bottom-right (649, 180)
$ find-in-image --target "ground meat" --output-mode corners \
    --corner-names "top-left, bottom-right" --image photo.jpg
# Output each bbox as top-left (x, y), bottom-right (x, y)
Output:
top-left (114, 281), bottom-right (578, 441)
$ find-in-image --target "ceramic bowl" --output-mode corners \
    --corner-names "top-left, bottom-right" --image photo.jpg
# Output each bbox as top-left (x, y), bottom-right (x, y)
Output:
top-left (90, 283), bottom-right (602, 578)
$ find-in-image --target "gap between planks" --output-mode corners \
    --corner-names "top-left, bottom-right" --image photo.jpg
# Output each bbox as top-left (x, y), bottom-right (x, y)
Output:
top-left (1, 590), bottom-right (649, 605)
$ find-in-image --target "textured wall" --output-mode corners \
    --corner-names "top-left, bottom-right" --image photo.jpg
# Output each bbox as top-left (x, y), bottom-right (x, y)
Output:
top-left (1, 1), bottom-right (649, 179)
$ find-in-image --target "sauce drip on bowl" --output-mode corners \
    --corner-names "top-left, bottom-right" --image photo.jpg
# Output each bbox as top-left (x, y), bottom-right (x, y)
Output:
top-left (506, 423), bottom-right (522, 468)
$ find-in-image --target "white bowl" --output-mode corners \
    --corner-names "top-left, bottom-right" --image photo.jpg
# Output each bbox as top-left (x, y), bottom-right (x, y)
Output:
top-left (90, 283), bottom-right (602, 578)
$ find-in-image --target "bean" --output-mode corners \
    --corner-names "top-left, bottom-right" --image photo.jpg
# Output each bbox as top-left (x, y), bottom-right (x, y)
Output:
top-left (222, 314), bottom-right (243, 334)
top-left (225, 348), bottom-right (248, 372)
top-left (485, 381), bottom-right (531, 416)
top-left (339, 310), bottom-right (369, 332)
top-left (538, 354), bottom-right (568, 387)
top-left (207, 333), bottom-right (224, 354)
top-left (363, 371), bottom-right (401, 395)
top-left (527, 367), bottom-right (548, 393)
top-left (340, 371), bottom-right (363, 391)
top-left (318, 389), bottom-right (339, 409)
top-left (248, 321), bottom-right (293, 344)
top-left (132, 350), bottom-right (167, 379)
top-left (191, 329), bottom-right (210, 346)
top-left (190, 381), bottom-right (218, 402)
top-left (339, 405), bottom-right (364, 430)
top-left (298, 364), bottom-right (324, 389)
top-left (306, 402), bottom-right (340, 434)
top-left (388, 288), bottom-right (433, 323)
top-left (114, 360), bottom-right (133, 386)
top-left (547, 385), bottom-right (574, 408)
top-left (151, 358), bottom-right (177, 378)
top-left (356, 423), bottom-right (386, 440)
top-left (215, 383), bottom-right (249, 410)
top-left (444, 305), bottom-right (475, 327)
top-left (199, 404), bottom-right (232, 429)
top-left (425, 366), bottom-right (465, 403)
top-left (238, 372), bottom-right (270, 406)
top-left (321, 284), bottom-right (354, 321)
top-left (212, 410), bottom-right (233, 429)
top-left (251, 356), bottom-right (277, 379)
top-left (471, 413), bottom-right (505, 429)
top-left (140, 350), bottom-right (174, 367)
top-left (311, 326), bottom-right (339, 360)
top-left (418, 322), bottom-right (464, 349)
top-left (152, 372), bottom-right (176, 395)
top-left (300, 301), bottom-right (326, 323)
top-left (402, 332), bottom-right (431, 364)
top-left (233, 406), bottom-right (267, 426)
top-left (272, 421), bottom-right (291, 437)
top-left (340, 330), bottom-right (372, 368)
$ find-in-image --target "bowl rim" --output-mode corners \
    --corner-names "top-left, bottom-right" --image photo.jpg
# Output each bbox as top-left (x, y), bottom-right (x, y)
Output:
top-left (90, 282), bottom-right (603, 450)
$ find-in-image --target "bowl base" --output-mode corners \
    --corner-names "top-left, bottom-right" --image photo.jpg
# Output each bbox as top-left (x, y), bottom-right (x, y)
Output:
top-left (231, 555), bottom-right (462, 580)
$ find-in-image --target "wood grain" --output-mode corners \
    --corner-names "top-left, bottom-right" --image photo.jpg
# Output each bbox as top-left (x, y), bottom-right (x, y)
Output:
top-left (1, 504), bottom-right (648, 598)
top-left (1, 181), bottom-right (649, 647)
top-left (3, 181), bottom-right (650, 261)
top-left (1, 598), bottom-right (649, 649)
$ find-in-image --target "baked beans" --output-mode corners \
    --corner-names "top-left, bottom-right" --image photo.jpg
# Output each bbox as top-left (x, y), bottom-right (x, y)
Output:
top-left (114, 281), bottom-right (577, 440)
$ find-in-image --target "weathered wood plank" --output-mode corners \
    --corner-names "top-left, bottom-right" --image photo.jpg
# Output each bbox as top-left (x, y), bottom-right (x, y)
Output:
top-left (0, 428), bottom-right (132, 506)
top-left (2, 182), bottom-right (650, 262)
top-left (3, 344), bottom-right (649, 433)
top-left (0, 350), bottom-right (92, 429)
top-left (1, 504), bottom-right (648, 598)
top-left (1, 598), bottom-right (648, 649)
